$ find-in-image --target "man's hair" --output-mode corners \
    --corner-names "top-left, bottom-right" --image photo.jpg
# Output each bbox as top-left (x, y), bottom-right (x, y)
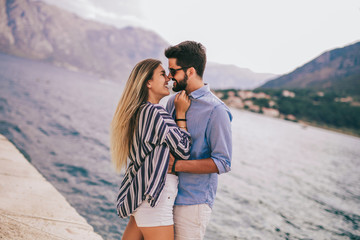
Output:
top-left (165, 41), bottom-right (206, 78)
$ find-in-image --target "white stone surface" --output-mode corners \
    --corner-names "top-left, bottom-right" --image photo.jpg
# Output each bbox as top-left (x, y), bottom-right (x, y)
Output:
top-left (0, 134), bottom-right (103, 240)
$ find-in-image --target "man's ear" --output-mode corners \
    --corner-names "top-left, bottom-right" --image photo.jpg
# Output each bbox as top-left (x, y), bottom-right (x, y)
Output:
top-left (188, 67), bottom-right (196, 77)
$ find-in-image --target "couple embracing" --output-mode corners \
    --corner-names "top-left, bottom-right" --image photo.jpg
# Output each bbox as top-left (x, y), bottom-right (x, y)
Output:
top-left (110, 41), bottom-right (232, 240)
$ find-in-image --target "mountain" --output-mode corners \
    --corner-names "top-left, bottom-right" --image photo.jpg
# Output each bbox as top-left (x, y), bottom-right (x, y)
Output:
top-left (0, 0), bottom-right (275, 87)
top-left (260, 41), bottom-right (360, 93)
top-left (204, 62), bottom-right (277, 89)
top-left (0, 0), bottom-right (169, 82)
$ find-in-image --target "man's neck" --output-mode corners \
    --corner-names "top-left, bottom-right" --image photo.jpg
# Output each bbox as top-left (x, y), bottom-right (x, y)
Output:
top-left (186, 78), bottom-right (204, 95)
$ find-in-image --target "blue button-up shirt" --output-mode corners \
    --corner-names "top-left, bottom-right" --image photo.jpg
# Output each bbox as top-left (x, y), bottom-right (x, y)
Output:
top-left (166, 84), bottom-right (232, 208)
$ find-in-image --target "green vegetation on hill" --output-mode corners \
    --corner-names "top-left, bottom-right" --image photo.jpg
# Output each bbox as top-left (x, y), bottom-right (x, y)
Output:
top-left (215, 88), bottom-right (360, 137)
top-left (262, 89), bottom-right (359, 134)
top-left (242, 41), bottom-right (360, 136)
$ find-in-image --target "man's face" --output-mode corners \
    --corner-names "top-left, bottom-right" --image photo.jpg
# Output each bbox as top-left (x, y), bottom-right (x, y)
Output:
top-left (168, 58), bottom-right (188, 92)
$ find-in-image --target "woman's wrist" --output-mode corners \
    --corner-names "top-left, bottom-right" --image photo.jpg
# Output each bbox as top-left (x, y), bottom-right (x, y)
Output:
top-left (175, 112), bottom-right (186, 119)
top-left (175, 118), bottom-right (186, 122)
top-left (176, 112), bottom-right (187, 129)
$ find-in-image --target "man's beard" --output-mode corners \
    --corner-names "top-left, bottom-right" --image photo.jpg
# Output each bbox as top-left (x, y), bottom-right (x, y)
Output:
top-left (172, 73), bottom-right (188, 92)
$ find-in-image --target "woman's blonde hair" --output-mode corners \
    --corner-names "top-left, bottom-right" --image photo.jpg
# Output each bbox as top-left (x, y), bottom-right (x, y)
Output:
top-left (110, 59), bottom-right (161, 172)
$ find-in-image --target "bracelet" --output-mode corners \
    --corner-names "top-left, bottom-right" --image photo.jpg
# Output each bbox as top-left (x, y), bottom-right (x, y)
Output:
top-left (172, 158), bottom-right (179, 173)
top-left (175, 118), bottom-right (186, 122)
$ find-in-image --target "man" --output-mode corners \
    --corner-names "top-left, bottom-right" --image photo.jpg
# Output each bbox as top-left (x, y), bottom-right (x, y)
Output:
top-left (165, 41), bottom-right (232, 240)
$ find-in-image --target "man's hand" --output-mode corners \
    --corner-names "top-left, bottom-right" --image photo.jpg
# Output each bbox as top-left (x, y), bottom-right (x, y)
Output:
top-left (167, 153), bottom-right (175, 173)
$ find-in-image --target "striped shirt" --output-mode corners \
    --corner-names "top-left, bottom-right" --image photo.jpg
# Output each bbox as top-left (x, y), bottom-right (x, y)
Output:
top-left (116, 102), bottom-right (191, 218)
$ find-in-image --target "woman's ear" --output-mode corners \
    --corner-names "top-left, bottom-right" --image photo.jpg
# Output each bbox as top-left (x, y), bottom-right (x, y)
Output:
top-left (147, 80), bottom-right (152, 89)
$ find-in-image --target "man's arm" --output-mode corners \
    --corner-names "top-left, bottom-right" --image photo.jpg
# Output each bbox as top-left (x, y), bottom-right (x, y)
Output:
top-left (168, 155), bottom-right (218, 174)
top-left (169, 104), bottom-right (232, 175)
top-left (173, 158), bottom-right (219, 174)
top-left (205, 104), bottom-right (232, 174)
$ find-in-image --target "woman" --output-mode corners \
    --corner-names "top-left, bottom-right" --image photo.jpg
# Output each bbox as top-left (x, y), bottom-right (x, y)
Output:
top-left (110, 59), bottom-right (191, 240)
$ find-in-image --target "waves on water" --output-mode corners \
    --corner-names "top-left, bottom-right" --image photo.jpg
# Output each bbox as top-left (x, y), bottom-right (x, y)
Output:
top-left (1, 54), bottom-right (359, 239)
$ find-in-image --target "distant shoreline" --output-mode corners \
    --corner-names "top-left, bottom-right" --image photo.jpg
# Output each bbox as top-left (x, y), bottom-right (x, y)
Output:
top-left (298, 120), bottom-right (360, 138)
top-left (231, 107), bottom-right (360, 138)
top-left (215, 88), bottom-right (360, 139)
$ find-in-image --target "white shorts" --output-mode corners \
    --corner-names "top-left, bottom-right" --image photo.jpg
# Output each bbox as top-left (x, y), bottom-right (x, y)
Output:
top-left (132, 174), bottom-right (178, 227)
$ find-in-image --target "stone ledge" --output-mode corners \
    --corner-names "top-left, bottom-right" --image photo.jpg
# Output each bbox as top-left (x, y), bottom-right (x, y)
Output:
top-left (0, 134), bottom-right (103, 240)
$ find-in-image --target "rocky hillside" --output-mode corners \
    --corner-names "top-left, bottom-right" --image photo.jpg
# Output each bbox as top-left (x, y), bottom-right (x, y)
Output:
top-left (0, 0), bottom-right (275, 87)
top-left (0, 0), bottom-right (169, 82)
top-left (260, 41), bottom-right (360, 93)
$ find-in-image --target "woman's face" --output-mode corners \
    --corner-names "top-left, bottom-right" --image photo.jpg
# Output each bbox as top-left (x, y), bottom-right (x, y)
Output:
top-left (147, 65), bottom-right (170, 101)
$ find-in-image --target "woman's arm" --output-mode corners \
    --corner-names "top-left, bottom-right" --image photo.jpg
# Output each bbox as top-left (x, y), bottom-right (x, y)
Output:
top-left (167, 91), bottom-right (191, 173)
top-left (174, 90), bottom-right (190, 132)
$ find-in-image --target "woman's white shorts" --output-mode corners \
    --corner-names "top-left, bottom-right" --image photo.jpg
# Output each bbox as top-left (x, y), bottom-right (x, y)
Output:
top-left (132, 174), bottom-right (178, 227)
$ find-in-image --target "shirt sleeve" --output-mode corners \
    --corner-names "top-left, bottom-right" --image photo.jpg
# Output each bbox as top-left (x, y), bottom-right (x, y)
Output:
top-left (206, 104), bottom-right (232, 174)
top-left (154, 106), bottom-right (192, 160)
top-left (165, 127), bottom-right (191, 160)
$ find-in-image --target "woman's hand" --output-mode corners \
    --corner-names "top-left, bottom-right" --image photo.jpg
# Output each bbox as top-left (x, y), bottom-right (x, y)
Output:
top-left (174, 90), bottom-right (191, 118)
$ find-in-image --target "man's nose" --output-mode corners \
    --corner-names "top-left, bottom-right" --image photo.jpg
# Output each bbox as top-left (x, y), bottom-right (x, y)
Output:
top-left (165, 74), bottom-right (170, 82)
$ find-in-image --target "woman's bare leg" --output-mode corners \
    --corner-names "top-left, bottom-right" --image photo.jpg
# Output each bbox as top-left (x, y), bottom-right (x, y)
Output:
top-left (139, 225), bottom-right (174, 240)
top-left (122, 216), bottom-right (143, 240)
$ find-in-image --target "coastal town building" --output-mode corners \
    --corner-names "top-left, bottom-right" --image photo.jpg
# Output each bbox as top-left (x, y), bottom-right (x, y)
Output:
top-left (226, 95), bottom-right (244, 108)
top-left (282, 90), bottom-right (296, 98)
top-left (238, 90), bottom-right (254, 99)
top-left (317, 91), bottom-right (325, 97)
top-left (335, 96), bottom-right (353, 103)
top-left (269, 100), bottom-right (276, 107)
top-left (286, 114), bottom-right (297, 121)
top-left (249, 105), bottom-right (260, 112)
top-left (237, 90), bottom-right (271, 99)
top-left (262, 107), bottom-right (280, 117)
top-left (214, 89), bottom-right (296, 121)
top-left (253, 92), bottom-right (271, 99)
top-left (244, 100), bottom-right (254, 107)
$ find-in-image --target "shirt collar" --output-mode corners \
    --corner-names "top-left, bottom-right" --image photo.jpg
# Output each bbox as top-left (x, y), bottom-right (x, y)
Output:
top-left (189, 84), bottom-right (210, 99)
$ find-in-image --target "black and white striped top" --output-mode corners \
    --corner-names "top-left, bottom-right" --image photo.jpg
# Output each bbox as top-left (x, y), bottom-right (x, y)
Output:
top-left (116, 102), bottom-right (191, 218)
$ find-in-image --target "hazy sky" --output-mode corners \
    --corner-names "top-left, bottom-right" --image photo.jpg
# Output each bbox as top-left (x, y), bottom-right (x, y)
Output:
top-left (41, 0), bottom-right (360, 74)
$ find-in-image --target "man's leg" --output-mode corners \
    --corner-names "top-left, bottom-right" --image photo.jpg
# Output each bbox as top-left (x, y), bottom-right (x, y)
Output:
top-left (174, 204), bottom-right (212, 240)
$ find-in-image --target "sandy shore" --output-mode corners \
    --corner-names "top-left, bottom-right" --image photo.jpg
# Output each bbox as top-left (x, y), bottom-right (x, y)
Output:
top-left (0, 134), bottom-right (103, 240)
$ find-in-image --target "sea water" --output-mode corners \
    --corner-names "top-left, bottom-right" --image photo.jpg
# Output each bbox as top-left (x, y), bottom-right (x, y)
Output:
top-left (1, 54), bottom-right (359, 239)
